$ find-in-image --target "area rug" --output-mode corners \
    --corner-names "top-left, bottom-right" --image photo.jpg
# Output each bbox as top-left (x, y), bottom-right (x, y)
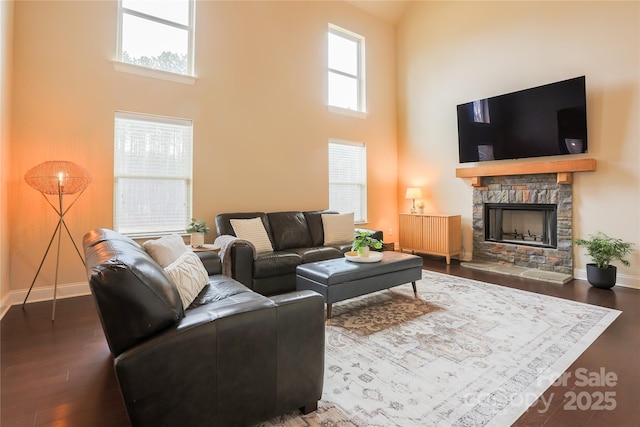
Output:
top-left (259, 270), bottom-right (621, 427)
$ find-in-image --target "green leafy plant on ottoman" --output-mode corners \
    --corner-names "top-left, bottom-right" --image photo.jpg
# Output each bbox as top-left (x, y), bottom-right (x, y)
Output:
top-left (352, 230), bottom-right (383, 257)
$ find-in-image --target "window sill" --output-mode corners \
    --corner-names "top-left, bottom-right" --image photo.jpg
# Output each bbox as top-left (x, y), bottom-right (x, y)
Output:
top-left (328, 105), bottom-right (368, 119)
top-left (113, 61), bottom-right (197, 85)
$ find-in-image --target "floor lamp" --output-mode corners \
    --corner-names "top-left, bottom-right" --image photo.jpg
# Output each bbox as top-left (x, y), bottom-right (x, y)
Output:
top-left (23, 161), bottom-right (92, 321)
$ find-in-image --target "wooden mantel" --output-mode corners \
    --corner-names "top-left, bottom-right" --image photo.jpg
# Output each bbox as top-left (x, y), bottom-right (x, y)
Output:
top-left (456, 158), bottom-right (596, 186)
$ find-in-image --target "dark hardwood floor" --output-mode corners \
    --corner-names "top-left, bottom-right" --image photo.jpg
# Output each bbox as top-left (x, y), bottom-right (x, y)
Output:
top-left (2, 257), bottom-right (638, 426)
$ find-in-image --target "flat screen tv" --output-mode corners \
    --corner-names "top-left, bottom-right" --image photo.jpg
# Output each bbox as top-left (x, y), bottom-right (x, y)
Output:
top-left (457, 76), bottom-right (587, 163)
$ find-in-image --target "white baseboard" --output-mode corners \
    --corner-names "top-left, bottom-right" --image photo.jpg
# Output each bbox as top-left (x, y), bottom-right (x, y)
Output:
top-left (0, 281), bottom-right (91, 320)
top-left (573, 268), bottom-right (640, 290)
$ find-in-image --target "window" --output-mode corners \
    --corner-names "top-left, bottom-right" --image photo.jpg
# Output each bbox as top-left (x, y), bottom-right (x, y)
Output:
top-left (114, 112), bottom-right (193, 236)
top-left (328, 140), bottom-right (367, 223)
top-left (117, 0), bottom-right (195, 76)
top-left (328, 24), bottom-right (365, 113)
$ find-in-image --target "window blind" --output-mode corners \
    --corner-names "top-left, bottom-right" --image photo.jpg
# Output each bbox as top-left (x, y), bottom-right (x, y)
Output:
top-left (328, 140), bottom-right (367, 223)
top-left (114, 112), bottom-right (193, 235)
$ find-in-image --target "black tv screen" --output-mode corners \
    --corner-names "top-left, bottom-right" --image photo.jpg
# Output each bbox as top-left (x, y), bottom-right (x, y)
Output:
top-left (457, 76), bottom-right (587, 163)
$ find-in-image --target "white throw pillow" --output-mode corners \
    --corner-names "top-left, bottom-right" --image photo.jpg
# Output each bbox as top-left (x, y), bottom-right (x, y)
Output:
top-left (142, 234), bottom-right (187, 268)
top-left (164, 251), bottom-right (209, 309)
top-left (230, 217), bottom-right (273, 254)
top-left (322, 212), bottom-right (355, 245)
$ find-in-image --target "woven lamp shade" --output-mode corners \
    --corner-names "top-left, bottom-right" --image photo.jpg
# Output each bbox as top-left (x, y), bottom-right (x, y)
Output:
top-left (25, 161), bottom-right (92, 195)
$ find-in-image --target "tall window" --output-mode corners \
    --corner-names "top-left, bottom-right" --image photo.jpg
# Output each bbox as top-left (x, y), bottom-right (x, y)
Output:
top-left (328, 140), bottom-right (367, 223)
top-left (117, 0), bottom-right (195, 75)
top-left (328, 24), bottom-right (365, 112)
top-left (114, 112), bottom-right (193, 236)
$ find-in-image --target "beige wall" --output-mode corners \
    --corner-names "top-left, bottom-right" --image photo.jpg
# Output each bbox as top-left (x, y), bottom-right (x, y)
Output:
top-left (1, 0), bottom-right (14, 305)
top-left (7, 0), bottom-right (639, 302)
top-left (397, 1), bottom-right (640, 287)
top-left (7, 1), bottom-right (398, 296)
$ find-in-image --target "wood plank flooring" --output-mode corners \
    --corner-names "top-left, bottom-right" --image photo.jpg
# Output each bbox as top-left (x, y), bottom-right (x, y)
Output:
top-left (2, 257), bottom-right (638, 426)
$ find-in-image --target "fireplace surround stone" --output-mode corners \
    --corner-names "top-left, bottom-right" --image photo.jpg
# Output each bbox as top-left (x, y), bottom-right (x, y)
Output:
top-left (472, 173), bottom-right (573, 275)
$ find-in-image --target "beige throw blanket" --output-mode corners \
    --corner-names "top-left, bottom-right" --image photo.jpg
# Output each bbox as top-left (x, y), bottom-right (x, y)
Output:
top-left (214, 235), bottom-right (257, 277)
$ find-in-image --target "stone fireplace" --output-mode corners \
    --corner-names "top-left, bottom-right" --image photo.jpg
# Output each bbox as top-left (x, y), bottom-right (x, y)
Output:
top-left (472, 174), bottom-right (573, 275)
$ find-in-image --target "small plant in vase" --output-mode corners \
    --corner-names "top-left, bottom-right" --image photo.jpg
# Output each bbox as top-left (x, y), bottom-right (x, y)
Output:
top-left (416, 200), bottom-right (425, 214)
top-left (186, 218), bottom-right (211, 248)
top-left (352, 230), bottom-right (383, 257)
top-left (573, 231), bottom-right (633, 288)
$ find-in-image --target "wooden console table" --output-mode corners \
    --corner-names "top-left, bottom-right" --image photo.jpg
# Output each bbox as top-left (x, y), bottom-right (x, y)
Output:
top-left (399, 214), bottom-right (462, 264)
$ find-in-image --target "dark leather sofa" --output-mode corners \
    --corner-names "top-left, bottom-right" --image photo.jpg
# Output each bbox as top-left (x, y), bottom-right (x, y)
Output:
top-left (215, 210), bottom-right (383, 296)
top-left (83, 228), bottom-right (325, 427)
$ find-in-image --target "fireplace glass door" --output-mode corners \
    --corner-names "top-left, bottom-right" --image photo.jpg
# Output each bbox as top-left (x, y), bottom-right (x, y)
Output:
top-left (485, 203), bottom-right (557, 248)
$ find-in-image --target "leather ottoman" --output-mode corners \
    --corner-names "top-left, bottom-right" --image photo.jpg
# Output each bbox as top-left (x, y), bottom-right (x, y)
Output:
top-left (295, 251), bottom-right (423, 324)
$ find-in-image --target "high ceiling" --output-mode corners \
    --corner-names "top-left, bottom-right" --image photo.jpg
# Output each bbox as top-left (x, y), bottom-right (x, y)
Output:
top-left (345, 0), bottom-right (410, 25)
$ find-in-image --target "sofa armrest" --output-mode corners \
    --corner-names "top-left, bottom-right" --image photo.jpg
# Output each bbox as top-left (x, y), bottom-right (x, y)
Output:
top-left (214, 235), bottom-right (256, 287)
top-left (230, 243), bottom-right (255, 287)
top-left (195, 251), bottom-right (222, 275)
top-left (270, 291), bottom-right (325, 414)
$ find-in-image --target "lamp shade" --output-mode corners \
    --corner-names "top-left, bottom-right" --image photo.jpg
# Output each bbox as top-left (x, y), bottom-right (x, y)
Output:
top-left (25, 161), bottom-right (92, 195)
top-left (405, 187), bottom-right (423, 200)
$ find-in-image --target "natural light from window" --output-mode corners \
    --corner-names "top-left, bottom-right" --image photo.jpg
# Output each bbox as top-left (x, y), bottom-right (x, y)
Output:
top-left (114, 112), bottom-right (193, 236)
top-left (119, 0), bottom-right (194, 75)
top-left (328, 24), bottom-right (365, 112)
top-left (328, 140), bottom-right (367, 223)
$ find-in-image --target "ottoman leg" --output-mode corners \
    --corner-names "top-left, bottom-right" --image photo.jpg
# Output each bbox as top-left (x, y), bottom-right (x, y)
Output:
top-left (412, 281), bottom-right (417, 297)
top-left (326, 303), bottom-right (332, 325)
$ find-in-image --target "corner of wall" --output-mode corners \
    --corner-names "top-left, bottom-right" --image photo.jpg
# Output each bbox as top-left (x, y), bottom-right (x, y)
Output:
top-left (0, 0), bottom-right (14, 303)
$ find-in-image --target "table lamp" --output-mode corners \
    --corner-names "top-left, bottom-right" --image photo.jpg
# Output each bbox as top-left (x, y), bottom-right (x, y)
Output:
top-left (405, 187), bottom-right (422, 214)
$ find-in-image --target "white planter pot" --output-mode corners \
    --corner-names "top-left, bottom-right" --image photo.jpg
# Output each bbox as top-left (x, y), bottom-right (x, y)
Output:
top-left (358, 246), bottom-right (370, 257)
top-left (190, 232), bottom-right (205, 248)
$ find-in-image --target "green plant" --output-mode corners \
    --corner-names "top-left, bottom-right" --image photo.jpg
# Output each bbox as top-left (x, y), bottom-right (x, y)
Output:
top-left (416, 200), bottom-right (425, 209)
top-left (351, 230), bottom-right (383, 252)
top-left (186, 218), bottom-right (211, 234)
top-left (573, 232), bottom-right (633, 269)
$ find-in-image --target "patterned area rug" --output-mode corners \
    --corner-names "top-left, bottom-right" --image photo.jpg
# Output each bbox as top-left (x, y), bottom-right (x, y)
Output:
top-left (259, 271), bottom-right (620, 427)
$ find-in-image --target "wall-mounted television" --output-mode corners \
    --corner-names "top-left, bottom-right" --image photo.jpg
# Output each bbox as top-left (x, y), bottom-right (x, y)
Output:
top-left (457, 76), bottom-right (588, 163)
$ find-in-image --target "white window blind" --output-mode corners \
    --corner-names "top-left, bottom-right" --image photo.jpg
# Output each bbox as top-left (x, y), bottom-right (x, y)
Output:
top-left (118, 0), bottom-right (195, 76)
top-left (328, 24), bottom-right (365, 112)
top-left (328, 140), bottom-right (367, 223)
top-left (114, 112), bottom-right (193, 235)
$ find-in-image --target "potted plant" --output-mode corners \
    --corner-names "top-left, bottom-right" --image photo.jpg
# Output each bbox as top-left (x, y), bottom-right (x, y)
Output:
top-left (186, 218), bottom-right (211, 248)
top-left (573, 232), bottom-right (634, 289)
top-left (416, 200), bottom-right (425, 214)
top-left (352, 230), bottom-right (383, 257)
